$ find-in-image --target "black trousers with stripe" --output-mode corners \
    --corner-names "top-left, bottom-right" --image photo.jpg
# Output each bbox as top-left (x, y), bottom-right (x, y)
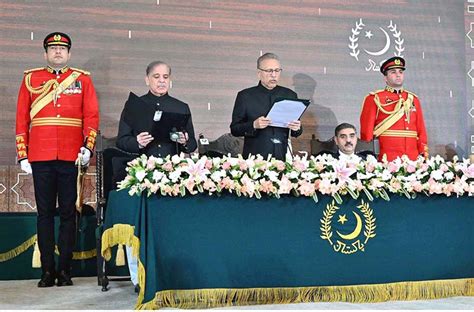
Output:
top-left (31, 160), bottom-right (78, 274)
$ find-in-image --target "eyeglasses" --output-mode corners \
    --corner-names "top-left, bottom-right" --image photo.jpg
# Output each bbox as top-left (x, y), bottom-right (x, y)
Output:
top-left (258, 68), bottom-right (282, 74)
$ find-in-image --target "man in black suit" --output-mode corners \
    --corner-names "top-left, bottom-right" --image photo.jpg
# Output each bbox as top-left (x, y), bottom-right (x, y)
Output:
top-left (230, 53), bottom-right (302, 160)
top-left (116, 61), bottom-right (197, 158)
top-left (327, 123), bottom-right (373, 161)
top-left (114, 60), bottom-right (197, 293)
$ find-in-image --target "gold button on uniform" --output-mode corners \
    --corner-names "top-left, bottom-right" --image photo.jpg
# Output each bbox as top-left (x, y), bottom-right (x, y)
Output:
top-left (57, 114), bottom-right (61, 118)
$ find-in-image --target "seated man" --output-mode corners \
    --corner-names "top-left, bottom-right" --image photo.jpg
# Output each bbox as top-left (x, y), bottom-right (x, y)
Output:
top-left (318, 123), bottom-right (373, 161)
top-left (115, 60), bottom-right (197, 293)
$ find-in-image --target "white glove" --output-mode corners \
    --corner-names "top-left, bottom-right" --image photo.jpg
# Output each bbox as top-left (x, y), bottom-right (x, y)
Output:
top-left (20, 159), bottom-right (32, 174)
top-left (76, 147), bottom-right (91, 166)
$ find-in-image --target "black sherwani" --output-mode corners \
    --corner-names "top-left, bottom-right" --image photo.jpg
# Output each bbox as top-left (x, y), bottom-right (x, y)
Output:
top-left (113, 92), bottom-right (197, 183)
top-left (230, 82), bottom-right (303, 160)
top-left (117, 91), bottom-right (197, 157)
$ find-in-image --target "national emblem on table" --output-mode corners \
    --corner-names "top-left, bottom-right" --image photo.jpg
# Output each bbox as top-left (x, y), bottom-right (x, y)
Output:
top-left (320, 200), bottom-right (376, 254)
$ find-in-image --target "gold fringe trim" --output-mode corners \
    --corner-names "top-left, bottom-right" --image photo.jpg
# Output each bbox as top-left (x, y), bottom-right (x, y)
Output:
top-left (0, 234), bottom-right (96, 264)
top-left (0, 234), bottom-right (37, 262)
top-left (137, 278), bottom-right (474, 310)
top-left (101, 224), bottom-right (139, 261)
top-left (53, 246), bottom-right (97, 260)
top-left (100, 224), bottom-right (146, 308)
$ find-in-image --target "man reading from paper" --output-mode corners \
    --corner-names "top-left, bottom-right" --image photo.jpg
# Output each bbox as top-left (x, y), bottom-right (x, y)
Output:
top-left (230, 53), bottom-right (302, 160)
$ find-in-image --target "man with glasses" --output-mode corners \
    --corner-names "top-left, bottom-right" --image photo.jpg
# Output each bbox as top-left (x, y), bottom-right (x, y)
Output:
top-left (230, 52), bottom-right (302, 160)
top-left (15, 32), bottom-right (99, 287)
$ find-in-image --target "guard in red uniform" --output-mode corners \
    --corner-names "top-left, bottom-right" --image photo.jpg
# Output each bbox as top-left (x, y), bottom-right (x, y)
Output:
top-left (15, 32), bottom-right (99, 287)
top-left (360, 57), bottom-right (428, 161)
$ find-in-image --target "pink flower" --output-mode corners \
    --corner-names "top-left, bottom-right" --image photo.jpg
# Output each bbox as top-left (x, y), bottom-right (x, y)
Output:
top-left (318, 179), bottom-right (334, 195)
top-left (240, 175), bottom-right (255, 196)
top-left (298, 180), bottom-right (315, 196)
top-left (184, 158), bottom-right (210, 182)
top-left (314, 162), bottom-right (325, 172)
top-left (146, 158), bottom-right (156, 170)
top-left (259, 180), bottom-right (275, 194)
top-left (440, 164), bottom-right (449, 172)
top-left (222, 162), bottom-right (231, 170)
top-left (238, 160), bottom-right (248, 171)
top-left (443, 183), bottom-right (454, 196)
top-left (220, 177), bottom-right (234, 189)
top-left (162, 161), bottom-right (173, 172)
top-left (203, 179), bottom-right (217, 192)
top-left (278, 176), bottom-right (293, 194)
top-left (406, 163), bottom-right (417, 173)
top-left (389, 179), bottom-right (401, 192)
top-left (205, 160), bottom-right (213, 170)
top-left (335, 163), bottom-right (357, 185)
top-left (274, 160), bottom-right (286, 172)
top-left (428, 178), bottom-right (443, 194)
top-left (293, 160), bottom-right (308, 172)
top-left (366, 163), bottom-right (375, 173)
top-left (185, 179), bottom-right (197, 194)
top-left (411, 181), bottom-right (423, 192)
top-left (461, 164), bottom-right (474, 178)
top-left (388, 161), bottom-right (401, 173)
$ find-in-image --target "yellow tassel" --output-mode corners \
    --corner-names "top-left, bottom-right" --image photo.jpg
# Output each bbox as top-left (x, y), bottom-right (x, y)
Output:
top-left (115, 244), bottom-right (126, 266)
top-left (32, 241), bottom-right (41, 268)
top-left (101, 224), bottom-right (138, 262)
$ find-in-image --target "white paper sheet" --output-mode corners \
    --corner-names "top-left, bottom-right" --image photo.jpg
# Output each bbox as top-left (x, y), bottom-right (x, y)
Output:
top-left (266, 99), bottom-right (307, 128)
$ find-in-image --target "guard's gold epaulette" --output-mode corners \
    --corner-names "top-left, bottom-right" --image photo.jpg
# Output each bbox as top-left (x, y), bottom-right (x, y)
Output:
top-left (23, 67), bottom-right (45, 74)
top-left (405, 89), bottom-right (418, 98)
top-left (70, 67), bottom-right (90, 75)
top-left (369, 89), bottom-right (385, 96)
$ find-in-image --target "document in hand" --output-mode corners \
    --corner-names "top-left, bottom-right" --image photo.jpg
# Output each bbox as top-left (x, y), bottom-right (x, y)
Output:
top-left (122, 92), bottom-right (190, 141)
top-left (266, 98), bottom-right (310, 128)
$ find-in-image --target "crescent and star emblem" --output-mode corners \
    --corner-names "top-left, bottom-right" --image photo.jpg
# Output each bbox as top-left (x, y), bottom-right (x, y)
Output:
top-left (336, 211), bottom-right (363, 240)
top-left (320, 200), bottom-right (376, 254)
top-left (363, 27), bottom-right (391, 56)
top-left (348, 19), bottom-right (405, 72)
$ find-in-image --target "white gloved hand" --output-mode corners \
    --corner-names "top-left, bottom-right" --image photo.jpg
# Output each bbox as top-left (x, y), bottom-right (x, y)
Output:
top-left (77, 147), bottom-right (91, 166)
top-left (20, 159), bottom-right (32, 174)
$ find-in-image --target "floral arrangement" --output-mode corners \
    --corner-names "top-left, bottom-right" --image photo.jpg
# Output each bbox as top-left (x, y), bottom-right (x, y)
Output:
top-left (117, 153), bottom-right (474, 204)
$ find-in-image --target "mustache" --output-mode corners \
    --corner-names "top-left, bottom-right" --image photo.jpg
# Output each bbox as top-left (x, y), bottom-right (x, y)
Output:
top-left (344, 143), bottom-right (353, 147)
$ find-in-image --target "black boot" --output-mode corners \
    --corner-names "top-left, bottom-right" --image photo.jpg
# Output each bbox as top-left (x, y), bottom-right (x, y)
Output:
top-left (38, 271), bottom-right (56, 288)
top-left (56, 270), bottom-right (73, 286)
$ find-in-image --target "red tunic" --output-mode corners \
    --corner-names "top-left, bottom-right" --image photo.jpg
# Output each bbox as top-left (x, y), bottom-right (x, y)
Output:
top-left (15, 66), bottom-right (99, 162)
top-left (360, 87), bottom-right (428, 161)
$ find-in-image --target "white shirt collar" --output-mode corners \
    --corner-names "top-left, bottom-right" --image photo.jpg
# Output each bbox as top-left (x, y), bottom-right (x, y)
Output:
top-left (338, 150), bottom-right (361, 162)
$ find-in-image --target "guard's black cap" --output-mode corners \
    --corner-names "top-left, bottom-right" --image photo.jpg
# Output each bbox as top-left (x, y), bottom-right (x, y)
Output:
top-left (380, 56), bottom-right (405, 75)
top-left (43, 32), bottom-right (72, 51)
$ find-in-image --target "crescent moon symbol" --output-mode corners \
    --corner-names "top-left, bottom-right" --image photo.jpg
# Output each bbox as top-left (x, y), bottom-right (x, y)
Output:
top-left (364, 27), bottom-right (391, 56)
top-left (336, 211), bottom-right (362, 240)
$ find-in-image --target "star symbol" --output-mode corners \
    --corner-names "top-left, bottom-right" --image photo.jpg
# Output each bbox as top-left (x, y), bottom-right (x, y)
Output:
top-left (365, 30), bottom-right (373, 39)
top-left (338, 214), bottom-right (348, 225)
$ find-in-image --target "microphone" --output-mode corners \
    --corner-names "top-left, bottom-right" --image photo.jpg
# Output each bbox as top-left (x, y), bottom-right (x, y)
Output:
top-left (170, 127), bottom-right (179, 142)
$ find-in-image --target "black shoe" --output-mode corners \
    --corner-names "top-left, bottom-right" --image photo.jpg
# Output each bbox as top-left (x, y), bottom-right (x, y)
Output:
top-left (56, 270), bottom-right (73, 286)
top-left (38, 271), bottom-right (56, 288)
top-left (134, 284), bottom-right (140, 294)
